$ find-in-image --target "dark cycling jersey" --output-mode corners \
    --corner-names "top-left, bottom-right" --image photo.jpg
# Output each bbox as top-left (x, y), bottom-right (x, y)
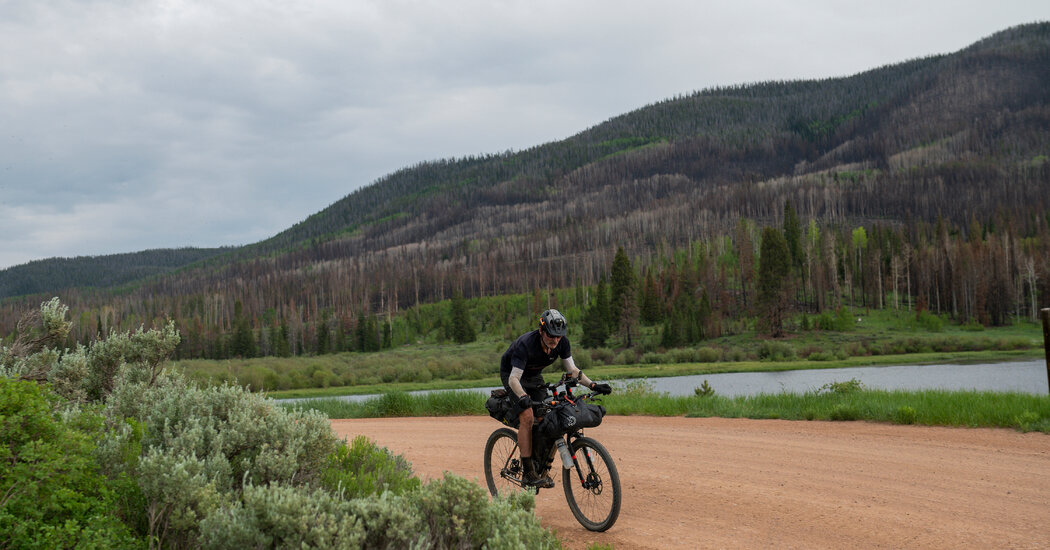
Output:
top-left (499, 329), bottom-right (571, 379)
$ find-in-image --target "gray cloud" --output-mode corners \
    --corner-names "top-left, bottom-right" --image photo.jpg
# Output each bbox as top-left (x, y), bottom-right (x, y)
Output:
top-left (2, 0), bottom-right (1048, 268)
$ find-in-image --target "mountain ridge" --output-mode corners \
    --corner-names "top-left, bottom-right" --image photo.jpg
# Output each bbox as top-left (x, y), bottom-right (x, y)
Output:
top-left (2, 22), bottom-right (1048, 352)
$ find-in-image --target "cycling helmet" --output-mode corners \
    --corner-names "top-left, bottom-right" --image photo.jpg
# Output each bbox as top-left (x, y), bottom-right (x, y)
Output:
top-left (539, 309), bottom-right (568, 337)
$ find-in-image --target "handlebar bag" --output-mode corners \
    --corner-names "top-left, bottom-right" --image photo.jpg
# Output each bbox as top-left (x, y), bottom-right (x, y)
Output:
top-left (540, 399), bottom-right (606, 437)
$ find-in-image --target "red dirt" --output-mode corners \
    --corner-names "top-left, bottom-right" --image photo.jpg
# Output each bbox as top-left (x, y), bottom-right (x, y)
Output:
top-left (330, 416), bottom-right (1050, 549)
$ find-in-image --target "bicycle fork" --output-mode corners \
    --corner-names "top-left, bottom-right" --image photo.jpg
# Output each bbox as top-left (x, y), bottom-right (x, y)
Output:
top-left (567, 436), bottom-right (604, 494)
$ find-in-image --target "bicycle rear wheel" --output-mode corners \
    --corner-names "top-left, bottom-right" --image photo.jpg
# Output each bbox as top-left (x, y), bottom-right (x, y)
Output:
top-left (562, 436), bottom-right (621, 531)
top-left (484, 427), bottom-right (523, 496)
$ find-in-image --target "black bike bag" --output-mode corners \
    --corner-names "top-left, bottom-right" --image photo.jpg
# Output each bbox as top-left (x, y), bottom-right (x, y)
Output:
top-left (485, 388), bottom-right (520, 428)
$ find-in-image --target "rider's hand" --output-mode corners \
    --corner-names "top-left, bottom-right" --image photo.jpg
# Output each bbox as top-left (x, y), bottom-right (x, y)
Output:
top-left (591, 382), bottom-right (612, 395)
top-left (517, 394), bottom-right (532, 410)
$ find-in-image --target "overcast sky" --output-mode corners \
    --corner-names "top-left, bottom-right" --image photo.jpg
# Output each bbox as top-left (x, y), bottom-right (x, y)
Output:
top-left (2, 1), bottom-right (1048, 270)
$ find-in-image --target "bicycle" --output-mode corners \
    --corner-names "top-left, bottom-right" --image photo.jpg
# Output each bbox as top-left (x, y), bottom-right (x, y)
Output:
top-left (483, 375), bottom-right (621, 532)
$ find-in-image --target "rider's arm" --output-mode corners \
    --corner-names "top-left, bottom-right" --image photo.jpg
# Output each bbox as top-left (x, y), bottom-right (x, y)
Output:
top-left (508, 367), bottom-right (527, 398)
top-left (563, 356), bottom-right (595, 388)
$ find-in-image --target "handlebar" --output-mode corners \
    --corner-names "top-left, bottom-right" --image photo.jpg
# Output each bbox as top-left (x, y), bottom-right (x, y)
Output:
top-left (533, 374), bottom-right (602, 410)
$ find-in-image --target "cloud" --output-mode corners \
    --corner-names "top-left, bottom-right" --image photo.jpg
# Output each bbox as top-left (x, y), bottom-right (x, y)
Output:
top-left (2, 0), bottom-right (1049, 269)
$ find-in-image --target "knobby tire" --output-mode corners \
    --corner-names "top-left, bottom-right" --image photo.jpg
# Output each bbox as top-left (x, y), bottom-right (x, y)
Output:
top-left (484, 427), bottom-right (522, 497)
top-left (562, 436), bottom-right (621, 532)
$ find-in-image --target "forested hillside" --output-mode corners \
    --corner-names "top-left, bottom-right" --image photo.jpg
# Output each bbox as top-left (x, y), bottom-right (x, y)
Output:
top-left (2, 23), bottom-right (1049, 359)
top-left (0, 247), bottom-right (230, 297)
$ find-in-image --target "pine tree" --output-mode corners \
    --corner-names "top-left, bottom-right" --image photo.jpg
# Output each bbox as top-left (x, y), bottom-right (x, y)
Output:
top-left (271, 323), bottom-right (291, 357)
top-left (758, 227), bottom-right (792, 337)
top-left (582, 278), bottom-right (610, 348)
top-left (609, 246), bottom-right (637, 339)
top-left (365, 316), bottom-right (381, 352)
top-left (316, 319), bottom-right (329, 355)
top-left (449, 292), bottom-right (476, 344)
top-left (356, 313), bottom-right (369, 352)
top-left (230, 300), bottom-right (257, 358)
top-left (640, 269), bottom-right (661, 325)
top-left (697, 288), bottom-right (713, 340)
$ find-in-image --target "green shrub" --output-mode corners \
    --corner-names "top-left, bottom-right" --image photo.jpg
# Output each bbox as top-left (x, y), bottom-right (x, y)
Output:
top-left (573, 348), bottom-right (594, 370)
top-left (818, 378), bottom-right (866, 394)
top-left (322, 436), bottom-right (420, 498)
top-left (613, 379), bottom-right (657, 398)
top-left (614, 349), bottom-right (638, 365)
top-left (725, 348), bottom-right (746, 362)
top-left (0, 378), bottom-right (143, 549)
top-left (198, 483), bottom-right (367, 549)
top-left (376, 365), bottom-right (398, 383)
top-left (364, 391), bottom-right (416, 417)
top-left (199, 475), bottom-right (558, 550)
top-left (694, 380), bottom-right (715, 397)
top-left (829, 404), bottom-right (859, 421)
top-left (893, 405), bottom-right (918, 425)
top-left (1014, 411), bottom-right (1042, 432)
top-left (101, 375), bottom-right (338, 545)
top-left (757, 340), bottom-right (795, 361)
top-left (416, 367), bottom-right (435, 383)
top-left (668, 348), bottom-right (696, 363)
top-left (917, 310), bottom-right (944, 332)
top-left (642, 352), bottom-right (670, 364)
top-left (697, 347), bottom-right (721, 362)
top-left (815, 312), bottom-right (835, 331)
top-left (587, 347), bottom-right (615, 365)
top-left (961, 319), bottom-right (986, 331)
top-left (409, 474), bottom-right (559, 549)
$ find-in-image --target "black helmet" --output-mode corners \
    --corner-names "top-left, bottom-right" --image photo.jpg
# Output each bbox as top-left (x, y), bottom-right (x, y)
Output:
top-left (539, 309), bottom-right (567, 337)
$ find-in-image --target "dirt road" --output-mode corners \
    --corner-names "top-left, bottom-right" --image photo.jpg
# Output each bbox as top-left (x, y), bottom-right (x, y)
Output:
top-left (330, 416), bottom-right (1050, 549)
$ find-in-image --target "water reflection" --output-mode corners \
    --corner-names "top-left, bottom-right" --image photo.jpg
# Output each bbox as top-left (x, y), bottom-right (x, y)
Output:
top-left (640, 360), bottom-right (1048, 397)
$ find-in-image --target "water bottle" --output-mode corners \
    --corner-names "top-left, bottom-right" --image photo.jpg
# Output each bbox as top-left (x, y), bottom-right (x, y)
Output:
top-left (555, 439), bottom-right (573, 469)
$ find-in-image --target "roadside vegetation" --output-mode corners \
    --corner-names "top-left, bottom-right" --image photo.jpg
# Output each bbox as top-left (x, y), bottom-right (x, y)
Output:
top-left (283, 379), bottom-right (1050, 434)
top-left (1, 299), bottom-right (561, 549)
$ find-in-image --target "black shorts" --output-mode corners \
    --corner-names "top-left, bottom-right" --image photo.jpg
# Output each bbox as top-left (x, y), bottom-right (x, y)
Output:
top-left (501, 373), bottom-right (547, 416)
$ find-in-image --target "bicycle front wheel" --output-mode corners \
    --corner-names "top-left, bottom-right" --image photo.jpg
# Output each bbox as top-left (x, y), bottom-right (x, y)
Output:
top-left (484, 427), bottom-right (523, 497)
top-left (562, 436), bottom-right (621, 531)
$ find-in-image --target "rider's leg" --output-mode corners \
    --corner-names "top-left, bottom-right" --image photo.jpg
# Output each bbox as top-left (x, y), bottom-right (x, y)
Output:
top-left (517, 407), bottom-right (534, 456)
top-left (517, 407), bottom-right (553, 488)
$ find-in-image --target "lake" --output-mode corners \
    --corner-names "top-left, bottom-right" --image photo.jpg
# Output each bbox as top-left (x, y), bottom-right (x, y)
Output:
top-left (277, 359), bottom-right (1049, 403)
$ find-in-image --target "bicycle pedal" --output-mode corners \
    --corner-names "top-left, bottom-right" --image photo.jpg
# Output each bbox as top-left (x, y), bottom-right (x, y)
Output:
top-left (529, 477), bottom-right (554, 489)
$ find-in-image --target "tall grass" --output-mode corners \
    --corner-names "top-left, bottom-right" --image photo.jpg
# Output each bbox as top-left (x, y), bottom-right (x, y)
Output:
top-left (605, 380), bottom-right (1050, 432)
top-left (287, 390), bottom-right (486, 419)
top-left (283, 382), bottom-right (1050, 433)
top-left (682, 389), bottom-right (1050, 430)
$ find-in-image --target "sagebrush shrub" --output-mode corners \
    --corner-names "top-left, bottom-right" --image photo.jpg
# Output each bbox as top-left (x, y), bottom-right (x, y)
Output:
top-left (101, 374), bottom-right (339, 544)
top-left (198, 483), bottom-right (367, 549)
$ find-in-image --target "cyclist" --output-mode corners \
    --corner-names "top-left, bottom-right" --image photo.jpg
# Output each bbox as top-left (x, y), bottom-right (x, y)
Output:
top-left (499, 308), bottom-right (612, 488)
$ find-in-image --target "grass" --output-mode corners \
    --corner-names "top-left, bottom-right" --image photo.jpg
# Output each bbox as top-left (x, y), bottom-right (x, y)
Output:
top-left (281, 379), bottom-right (1050, 434)
top-left (290, 390), bottom-right (484, 419)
